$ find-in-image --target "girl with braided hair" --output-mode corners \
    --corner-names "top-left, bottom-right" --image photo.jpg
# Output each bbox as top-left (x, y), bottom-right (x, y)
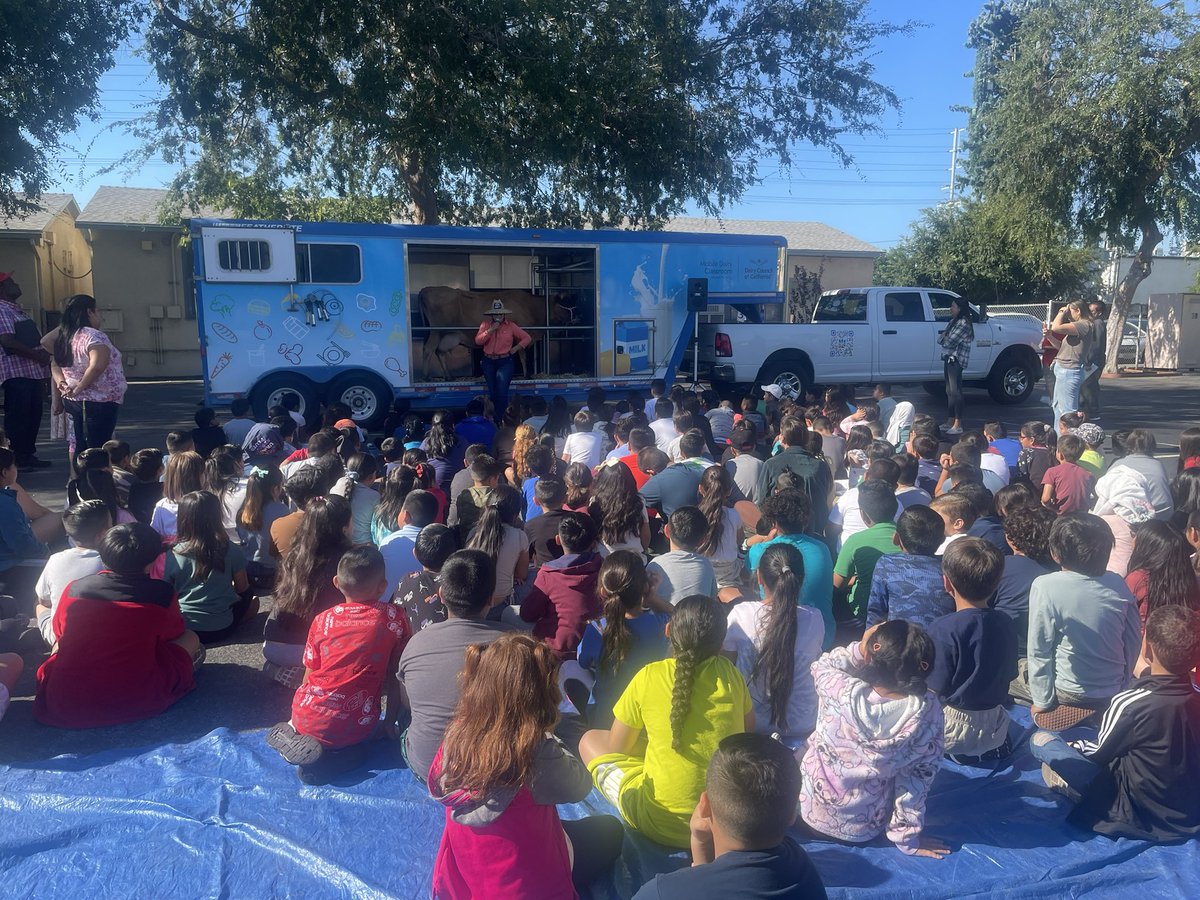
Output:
top-left (579, 593), bottom-right (752, 849)
top-left (723, 542), bottom-right (824, 743)
top-left (576, 550), bottom-right (669, 728)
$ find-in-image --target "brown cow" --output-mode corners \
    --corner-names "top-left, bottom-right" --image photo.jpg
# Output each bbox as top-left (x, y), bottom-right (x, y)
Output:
top-left (416, 287), bottom-right (575, 380)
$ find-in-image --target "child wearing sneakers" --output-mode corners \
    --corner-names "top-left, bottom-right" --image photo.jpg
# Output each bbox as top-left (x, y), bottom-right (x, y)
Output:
top-left (927, 538), bottom-right (1017, 762)
top-left (1031, 605), bottom-right (1200, 841)
top-left (268, 546), bottom-right (412, 784)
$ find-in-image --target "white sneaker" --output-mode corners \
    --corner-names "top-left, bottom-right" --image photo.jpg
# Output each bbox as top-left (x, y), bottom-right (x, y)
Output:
top-left (944, 425), bottom-right (963, 436)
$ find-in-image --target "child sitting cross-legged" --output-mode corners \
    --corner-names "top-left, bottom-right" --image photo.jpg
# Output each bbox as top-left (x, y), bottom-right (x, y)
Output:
top-left (1031, 604), bottom-right (1200, 841)
top-left (34, 522), bottom-right (201, 728)
top-left (519, 513), bottom-right (603, 659)
top-left (632, 733), bottom-right (828, 900)
top-left (797, 620), bottom-right (949, 858)
top-left (268, 546), bottom-right (412, 785)
top-left (580, 594), bottom-right (753, 850)
top-left (429, 633), bottom-right (624, 899)
top-left (928, 538), bottom-right (1018, 764)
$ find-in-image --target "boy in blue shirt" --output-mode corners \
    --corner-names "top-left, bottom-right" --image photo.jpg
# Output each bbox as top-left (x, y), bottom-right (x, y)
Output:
top-left (866, 505), bottom-right (954, 629)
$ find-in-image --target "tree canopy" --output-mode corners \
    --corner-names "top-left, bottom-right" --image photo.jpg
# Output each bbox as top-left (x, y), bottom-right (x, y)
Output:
top-left (0, 1), bottom-right (137, 217)
top-left (873, 198), bottom-right (1096, 304)
top-left (965, 0), bottom-right (1200, 370)
top-left (141, 0), bottom-right (909, 226)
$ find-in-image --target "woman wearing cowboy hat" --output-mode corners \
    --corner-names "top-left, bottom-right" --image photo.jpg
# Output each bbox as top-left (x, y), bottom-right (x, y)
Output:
top-left (474, 299), bottom-right (532, 421)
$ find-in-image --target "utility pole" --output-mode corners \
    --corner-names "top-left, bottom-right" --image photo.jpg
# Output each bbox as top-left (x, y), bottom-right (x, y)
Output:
top-left (948, 127), bottom-right (962, 202)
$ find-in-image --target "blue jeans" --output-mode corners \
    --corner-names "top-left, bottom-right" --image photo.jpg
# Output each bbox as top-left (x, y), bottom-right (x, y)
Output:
top-left (481, 355), bottom-right (514, 420)
top-left (1030, 730), bottom-right (1103, 800)
top-left (1051, 361), bottom-right (1084, 425)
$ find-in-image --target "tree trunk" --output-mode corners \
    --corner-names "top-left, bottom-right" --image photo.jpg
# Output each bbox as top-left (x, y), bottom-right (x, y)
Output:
top-left (399, 153), bottom-right (439, 225)
top-left (1103, 219), bottom-right (1162, 373)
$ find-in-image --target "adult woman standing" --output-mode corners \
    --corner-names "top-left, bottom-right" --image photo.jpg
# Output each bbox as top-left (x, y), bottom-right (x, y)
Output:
top-left (44, 295), bottom-right (127, 452)
top-left (1045, 299), bottom-right (1096, 426)
top-left (937, 298), bottom-right (974, 436)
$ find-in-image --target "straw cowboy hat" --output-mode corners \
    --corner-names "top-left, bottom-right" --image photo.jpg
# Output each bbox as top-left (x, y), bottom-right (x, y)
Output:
top-left (487, 299), bottom-right (514, 316)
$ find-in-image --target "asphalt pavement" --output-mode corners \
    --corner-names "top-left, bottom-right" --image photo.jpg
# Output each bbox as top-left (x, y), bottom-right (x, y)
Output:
top-left (2, 372), bottom-right (1197, 765)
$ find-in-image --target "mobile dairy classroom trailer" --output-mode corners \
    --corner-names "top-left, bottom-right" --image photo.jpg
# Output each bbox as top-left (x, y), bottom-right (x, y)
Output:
top-left (191, 220), bottom-right (786, 427)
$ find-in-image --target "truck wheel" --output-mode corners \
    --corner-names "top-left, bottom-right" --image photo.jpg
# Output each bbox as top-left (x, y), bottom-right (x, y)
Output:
top-left (987, 354), bottom-right (1038, 404)
top-left (249, 373), bottom-right (319, 425)
top-left (757, 357), bottom-right (811, 402)
top-left (327, 370), bottom-right (393, 430)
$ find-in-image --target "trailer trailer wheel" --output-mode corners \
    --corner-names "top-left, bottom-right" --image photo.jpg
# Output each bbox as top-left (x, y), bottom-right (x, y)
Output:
top-left (249, 373), bottom-right (319, 425)
top-left (328, 371), bottom-right (392, 430)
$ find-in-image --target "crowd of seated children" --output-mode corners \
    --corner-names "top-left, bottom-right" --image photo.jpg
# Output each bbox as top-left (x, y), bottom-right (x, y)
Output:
top-left (724, 543), bottom-right (823, 744)
top-left (11, 386), bottom-right (1200, 897)
top-left (866, 505), bottom-right (953, 629)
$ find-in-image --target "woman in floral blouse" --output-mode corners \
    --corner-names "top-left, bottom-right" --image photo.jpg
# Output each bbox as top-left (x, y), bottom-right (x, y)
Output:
top-left (43, 294), bottom-right (128, 452)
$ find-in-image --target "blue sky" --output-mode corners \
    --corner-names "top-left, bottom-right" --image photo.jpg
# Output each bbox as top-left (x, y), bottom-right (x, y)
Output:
top-left (47, 1), bottom-right (978, 250)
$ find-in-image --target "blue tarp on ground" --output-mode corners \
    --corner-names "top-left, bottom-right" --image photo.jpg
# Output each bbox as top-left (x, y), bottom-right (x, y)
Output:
top-left (2, 716), bottom-right (1197, 899)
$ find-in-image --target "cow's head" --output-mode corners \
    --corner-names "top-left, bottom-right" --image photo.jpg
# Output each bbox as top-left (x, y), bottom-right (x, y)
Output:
top-left (550, 293), bottom-right (579, 326)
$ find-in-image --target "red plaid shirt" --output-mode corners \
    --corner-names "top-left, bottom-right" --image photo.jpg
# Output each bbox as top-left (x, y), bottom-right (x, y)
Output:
top-left (0, 300), bottom-right (49, 381)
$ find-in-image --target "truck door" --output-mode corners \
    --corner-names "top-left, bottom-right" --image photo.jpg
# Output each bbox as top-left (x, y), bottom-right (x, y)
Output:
top-left (811, 291), bottom-right (874, 382)
top-left (877, 290), bottom-right (934, 379)
top-left (928, 290), bottom-right (993, 377)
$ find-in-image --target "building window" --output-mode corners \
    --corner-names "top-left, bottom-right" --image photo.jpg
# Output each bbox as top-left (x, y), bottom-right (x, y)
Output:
top-left (296, 243), bottom-right (362, 284)
top-left (217, 239), bottom-right (272, 272)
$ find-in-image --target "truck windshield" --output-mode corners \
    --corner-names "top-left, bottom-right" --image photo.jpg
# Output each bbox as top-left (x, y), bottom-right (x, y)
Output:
top-left (813, 292), bottom-right (868, 323)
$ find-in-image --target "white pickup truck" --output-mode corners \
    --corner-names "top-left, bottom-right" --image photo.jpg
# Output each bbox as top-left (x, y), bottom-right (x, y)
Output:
top-left (697, 286), bottom-right (1045, 404)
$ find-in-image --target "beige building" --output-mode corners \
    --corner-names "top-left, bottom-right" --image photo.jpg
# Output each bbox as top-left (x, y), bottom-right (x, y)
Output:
top-left (0, 193), bottom-right (93, 325)
top-left (76, 186), bottom-right (206, 378)
top-left (665, 216), bottom-right (882, 322)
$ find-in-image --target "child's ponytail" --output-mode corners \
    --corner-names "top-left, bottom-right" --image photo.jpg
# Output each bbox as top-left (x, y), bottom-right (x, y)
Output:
top-left (467, 484), bottom-right (521, 559)
top-left (239, 465), bottom-right (283, 532)
top-left (668, 594), bottom-right (727, 752)
top-left (597, 550), bottom-right (647, 672)
top-left (754, 543), bottom-right (804, 731)
top-left (860, 620), bottom-right (936, 697)
top-left (695, 465), bottom-right (733, 557)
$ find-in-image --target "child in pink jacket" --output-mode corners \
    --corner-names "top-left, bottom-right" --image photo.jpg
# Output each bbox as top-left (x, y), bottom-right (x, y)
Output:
top-left (797, 621), bottom-right (950, 858)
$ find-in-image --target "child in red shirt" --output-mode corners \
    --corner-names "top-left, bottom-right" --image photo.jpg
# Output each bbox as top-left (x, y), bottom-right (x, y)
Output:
top-left (268, 546), bottom-right (412, 784)
top-left (1041, 433), bottom-right (1095, 515)
top-left (34, 523), bottom-right (200, 729)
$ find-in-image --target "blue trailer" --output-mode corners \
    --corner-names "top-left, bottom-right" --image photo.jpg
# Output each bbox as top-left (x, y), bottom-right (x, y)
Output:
top-left (190, 220), bottom-right (785, 426)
